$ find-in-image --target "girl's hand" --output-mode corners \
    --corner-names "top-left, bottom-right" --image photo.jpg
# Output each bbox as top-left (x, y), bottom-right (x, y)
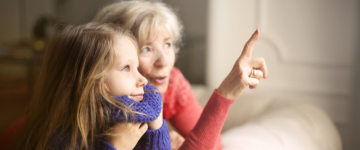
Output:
top-left (105, 122), bottom-right (148, 150)
top-left (169, 130), bottom-right (185, 150)
top-left (148, 108), bottom-right (163, 130)
top-left (217, 30), bottom-right (268, 100)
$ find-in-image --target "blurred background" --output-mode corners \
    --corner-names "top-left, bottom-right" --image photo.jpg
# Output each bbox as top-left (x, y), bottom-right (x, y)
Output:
top-left (0, 0), bottom-right (359, 149)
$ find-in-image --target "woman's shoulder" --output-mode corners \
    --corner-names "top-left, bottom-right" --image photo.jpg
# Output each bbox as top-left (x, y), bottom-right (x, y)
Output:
top-left (163, 67), bottom-right (193, 119)
top-left (169, 67), bottom-right (186, 81)
top-left (165, 67), bottom-right (194, 105)
top-left (167, 67), bottom-right (190, 92)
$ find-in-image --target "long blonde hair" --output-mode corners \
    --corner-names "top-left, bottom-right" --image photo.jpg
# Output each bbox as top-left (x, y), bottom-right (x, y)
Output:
top-left (93, 0), bottom-right (184, 53)
top-left (16, 22), bottom-right (138, 150)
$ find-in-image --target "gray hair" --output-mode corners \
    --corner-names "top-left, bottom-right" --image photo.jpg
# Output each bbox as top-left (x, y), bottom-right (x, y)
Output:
top-left (93, 0), bottom-right (184, 53)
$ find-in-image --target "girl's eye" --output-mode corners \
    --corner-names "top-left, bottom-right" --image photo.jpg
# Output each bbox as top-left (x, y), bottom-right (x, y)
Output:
top-left (140, 47), bottom-right (150, 52)
top-left (164, 43), bottom-right (171, 48)
top-left (122, 66), bottom-right (130, 72)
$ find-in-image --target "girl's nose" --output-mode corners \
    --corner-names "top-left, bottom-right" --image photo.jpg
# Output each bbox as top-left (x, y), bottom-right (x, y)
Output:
top-left (137, 73), bottom-right (148, 87)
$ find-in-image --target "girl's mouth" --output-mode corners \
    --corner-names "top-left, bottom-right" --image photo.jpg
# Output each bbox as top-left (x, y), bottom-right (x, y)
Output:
top-left (130, 94), bottom-right (144, 101)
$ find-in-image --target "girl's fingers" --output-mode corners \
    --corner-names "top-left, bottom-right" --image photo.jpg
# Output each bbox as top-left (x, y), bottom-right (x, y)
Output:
top-left (124, 122), bottom-right (147, 135)
top-left (169, 131), bottom-right (185, 150)
top-left (138, 123), bottom-right (148, 134)
top-left (113, 122), bottom-right (128, 130)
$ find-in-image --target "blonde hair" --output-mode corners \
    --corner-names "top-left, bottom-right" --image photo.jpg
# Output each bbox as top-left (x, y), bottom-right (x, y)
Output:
top-left (93, 0), bottom-right (184, 53)
top-left (16, 22), bottom-right (138, 150)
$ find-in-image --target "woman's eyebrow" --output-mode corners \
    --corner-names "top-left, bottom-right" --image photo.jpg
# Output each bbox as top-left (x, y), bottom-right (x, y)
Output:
top-left (163, 37), bottom-right (171, 42)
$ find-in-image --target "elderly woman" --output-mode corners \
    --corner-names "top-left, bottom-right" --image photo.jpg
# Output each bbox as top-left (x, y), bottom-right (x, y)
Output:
top-left (93, 1), bottom-right (267, 149)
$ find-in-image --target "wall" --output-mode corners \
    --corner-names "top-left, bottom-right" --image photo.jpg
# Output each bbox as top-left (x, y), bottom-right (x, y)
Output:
top-left (0, 0), bottom-right (115, 44)
top-left (0, 0), bottom-right (54, 44)
top-left (207, 0), bottom-right (360, 149)
top-left (165, 0), bottom-right (208, 84)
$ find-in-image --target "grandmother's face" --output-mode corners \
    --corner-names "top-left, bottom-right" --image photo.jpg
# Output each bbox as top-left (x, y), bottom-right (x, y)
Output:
top-left (138, 29), bottom-right (176, 94)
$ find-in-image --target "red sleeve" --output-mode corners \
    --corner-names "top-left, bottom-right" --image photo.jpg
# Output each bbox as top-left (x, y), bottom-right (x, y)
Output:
top-left (179, 90), bottom-right (234, 150)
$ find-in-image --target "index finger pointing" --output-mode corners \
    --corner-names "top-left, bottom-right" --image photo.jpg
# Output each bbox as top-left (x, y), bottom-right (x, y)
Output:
top-left (239, 29), bottom-right (260, 59)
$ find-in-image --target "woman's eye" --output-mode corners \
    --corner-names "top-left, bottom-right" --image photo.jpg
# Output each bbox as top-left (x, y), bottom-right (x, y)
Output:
top-left (164, 43), bottom-right (171, 48)
top-left (140, 47), bottom-right (150, 52)
top-left (122, 66), bottom-right (130, 72)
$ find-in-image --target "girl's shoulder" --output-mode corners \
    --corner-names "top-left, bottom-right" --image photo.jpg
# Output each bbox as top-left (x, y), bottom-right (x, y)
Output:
top-left (170, 67), bottom-right (184, 79)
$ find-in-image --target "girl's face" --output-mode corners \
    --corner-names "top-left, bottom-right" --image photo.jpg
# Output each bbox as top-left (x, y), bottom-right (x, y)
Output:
top-left (105, 37), bottom-right (148, 102)
top-left (138, 29), bottom-right (176, 94)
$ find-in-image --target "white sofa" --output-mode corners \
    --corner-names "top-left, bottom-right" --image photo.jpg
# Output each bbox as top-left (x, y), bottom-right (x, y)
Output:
top-left (175, 85), bottom-right (342, 150)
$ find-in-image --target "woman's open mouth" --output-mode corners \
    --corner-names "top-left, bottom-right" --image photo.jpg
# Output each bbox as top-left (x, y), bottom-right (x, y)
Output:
top-left (152, 76), bottom-right (167, 84)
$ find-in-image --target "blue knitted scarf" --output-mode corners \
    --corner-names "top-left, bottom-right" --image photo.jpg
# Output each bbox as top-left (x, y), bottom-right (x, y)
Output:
top-left (108, 83), bottom-right (162, 123)
top-left (52, 84), bottom-right (169, 150)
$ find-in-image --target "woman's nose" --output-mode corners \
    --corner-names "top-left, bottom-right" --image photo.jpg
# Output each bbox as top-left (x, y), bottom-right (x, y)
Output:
top-left (154, 48), bottom-right (168, 68)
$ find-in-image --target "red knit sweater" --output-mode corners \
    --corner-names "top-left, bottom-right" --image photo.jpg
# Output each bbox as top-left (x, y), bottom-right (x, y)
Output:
top-left (164, 67), bottom-right (234, 150)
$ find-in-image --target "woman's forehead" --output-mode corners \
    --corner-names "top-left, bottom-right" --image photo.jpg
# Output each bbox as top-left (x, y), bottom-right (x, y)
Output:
top-left (144, 26), bottom-right (173, 43)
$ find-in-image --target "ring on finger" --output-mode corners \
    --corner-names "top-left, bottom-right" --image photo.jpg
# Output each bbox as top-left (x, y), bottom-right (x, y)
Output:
top-left (250, 69), bottom-right (257, 78)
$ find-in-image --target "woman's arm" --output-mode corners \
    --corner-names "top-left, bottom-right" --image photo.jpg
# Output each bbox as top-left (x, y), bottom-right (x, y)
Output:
top-left (177, 30), bottom-right (267, 150)
top-left (178, 90), bottom-right (234, 150)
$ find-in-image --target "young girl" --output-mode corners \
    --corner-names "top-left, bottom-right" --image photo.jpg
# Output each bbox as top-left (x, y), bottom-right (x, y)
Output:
top-left (15, 22), bottom-right (171, 150)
